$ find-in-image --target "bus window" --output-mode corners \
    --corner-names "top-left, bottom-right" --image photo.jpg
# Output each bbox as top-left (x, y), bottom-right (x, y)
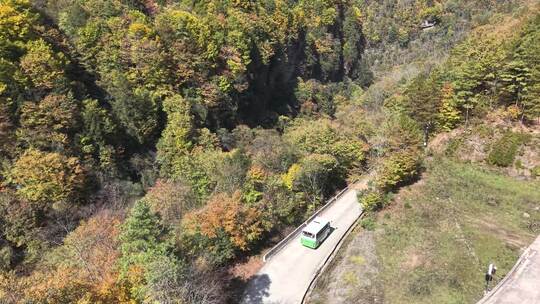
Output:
top-left (302, 231), bottom-right (315, 238)
top-left (316, 223), bottom-right (330, 238)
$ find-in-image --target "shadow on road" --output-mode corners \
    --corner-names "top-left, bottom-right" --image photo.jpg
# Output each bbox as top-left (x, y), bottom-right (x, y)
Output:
top-left (242, 274), bottom-right (271, 304)
top-left (329, 225), bottom-right (336, 235)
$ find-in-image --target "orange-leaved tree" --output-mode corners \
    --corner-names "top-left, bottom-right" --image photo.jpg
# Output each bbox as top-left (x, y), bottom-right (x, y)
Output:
top-left (1, 211), bottom-right (131, 303)
top-left (182, 191), bottom-right (264, 264)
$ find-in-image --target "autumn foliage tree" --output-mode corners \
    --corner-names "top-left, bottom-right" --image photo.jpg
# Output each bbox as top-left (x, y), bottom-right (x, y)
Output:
top-left (375, 149), bottom-right (421, 192)
top-left (17, 93), bottom-right (79, 150)
top-left (19, 38), bottom-right (67, 92)
top-left (402, 73), bottom-right (441, 141)
top-left (284, 118), bottom-right (366, 170)
top-left (437, 83), bottom-right (461, 131)
top-left (182, 191), bottom-right (264, 265)
top-left (0, 192), bottom-right (42, 262)
top-left (145, 179), bottom-right (198, 228)
top-left (5, 211), bottom-right (127, 303)
top-left (7, 149), bottom-right (85, 209)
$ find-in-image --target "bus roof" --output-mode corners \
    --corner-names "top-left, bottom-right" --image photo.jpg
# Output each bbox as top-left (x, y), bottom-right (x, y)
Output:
top-left (302, 217), bottom-right (330, 235)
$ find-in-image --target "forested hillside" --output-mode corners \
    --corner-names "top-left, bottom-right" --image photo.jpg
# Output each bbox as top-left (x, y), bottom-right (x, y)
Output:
top-left (0, 0), bottom-right (538, 303)
top-left (310, 3), bottom-right (540, 303)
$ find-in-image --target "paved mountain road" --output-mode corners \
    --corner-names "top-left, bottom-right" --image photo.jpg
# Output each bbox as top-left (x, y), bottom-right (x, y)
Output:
top-left (241, 187), bottom-right (363, 304)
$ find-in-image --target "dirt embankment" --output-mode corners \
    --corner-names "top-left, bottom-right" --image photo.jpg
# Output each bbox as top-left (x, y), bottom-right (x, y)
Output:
top-left (307, 228), bottom-right (383, 304)
top-left (428, 118), bottom-right (540, 179)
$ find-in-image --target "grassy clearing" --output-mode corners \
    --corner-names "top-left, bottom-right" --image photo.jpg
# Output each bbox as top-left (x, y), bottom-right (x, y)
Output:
top-left (308, 158), bottom-right (540, 304)
top-left (377, 159), bottom-right (540, 304)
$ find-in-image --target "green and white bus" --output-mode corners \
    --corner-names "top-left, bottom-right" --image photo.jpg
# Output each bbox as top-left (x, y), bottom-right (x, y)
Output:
top-left (300, 217), bottom-right (331, 249)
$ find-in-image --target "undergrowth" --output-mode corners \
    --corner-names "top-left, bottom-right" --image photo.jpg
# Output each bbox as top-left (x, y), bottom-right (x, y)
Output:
top-left (487, 132), bottom-right (531, 167)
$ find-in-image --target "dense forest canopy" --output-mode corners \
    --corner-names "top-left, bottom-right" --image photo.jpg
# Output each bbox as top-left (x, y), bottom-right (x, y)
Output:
top-left (0, 0), bottom-right (538, 303)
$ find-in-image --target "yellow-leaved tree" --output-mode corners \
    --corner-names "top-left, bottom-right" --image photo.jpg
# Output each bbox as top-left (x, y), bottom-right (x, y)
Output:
top-left (8, 149), bottom-right (85, 208)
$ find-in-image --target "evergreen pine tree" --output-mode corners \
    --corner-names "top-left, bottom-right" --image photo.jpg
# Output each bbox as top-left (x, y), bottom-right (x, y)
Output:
top-left (156, 94), bottom-right (193, 176)
top-left (119, 199), bottom-right (171, 300)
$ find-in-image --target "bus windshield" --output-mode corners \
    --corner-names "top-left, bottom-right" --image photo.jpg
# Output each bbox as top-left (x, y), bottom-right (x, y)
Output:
top-left (302, 231), bottom-right (315, 238)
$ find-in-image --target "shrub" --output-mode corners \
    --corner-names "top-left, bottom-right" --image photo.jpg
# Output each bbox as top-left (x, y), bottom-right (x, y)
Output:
top-left (376, 149), bottom-right (421, 191)
top-left (408, 270), bottom-right (440, 296)
top-left (360, 217), bottom-right (376, 231)
top-left (358, 190), bottom-right (387, 212)
top-left (487, 132), bottom-right (530, 167)
top-left (444, 137), bottom-right (463, 157)
top-left (531, 166), bottom-right (540, 178)
top-left (0, 246), bottom-right (14, 270)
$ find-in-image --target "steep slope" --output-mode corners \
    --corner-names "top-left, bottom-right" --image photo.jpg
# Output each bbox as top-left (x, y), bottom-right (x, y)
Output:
top-left (0, 0), bottom-right (538, 303)
top-left (308, 155), bottom-right (540, 304)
